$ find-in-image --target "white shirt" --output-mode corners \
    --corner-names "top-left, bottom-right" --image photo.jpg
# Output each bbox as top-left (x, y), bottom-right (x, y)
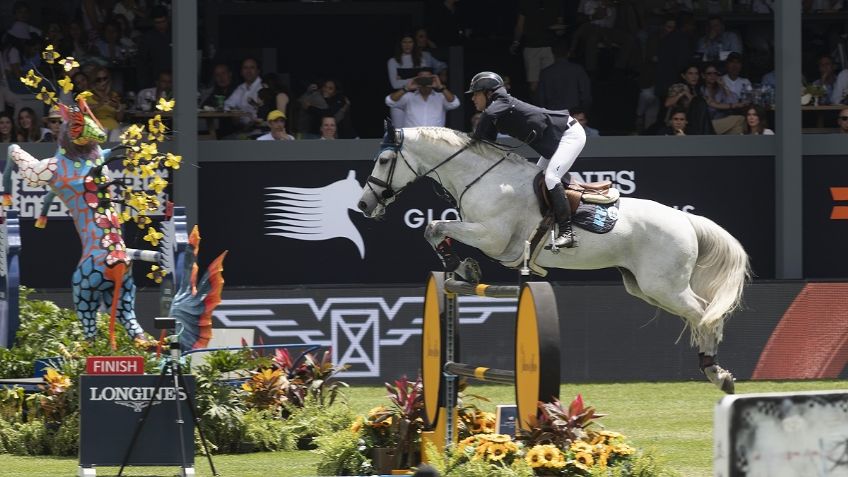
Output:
top-left (385, 90), bottom-right (460, 127)
top-left (722, 74), bottom-right (751, 98)
top-left (257, 132), bottom-right (294, 141)
top-left (224, 76), bottom-right (263, 122)
top-left (831, 69), bottom-right (848, 105)
top-left (387, 52), bottom-right (446, 89)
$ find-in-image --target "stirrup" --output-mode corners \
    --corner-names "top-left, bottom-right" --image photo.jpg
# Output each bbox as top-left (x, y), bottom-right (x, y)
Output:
top-left (553, 232), bottom-right (576, 248)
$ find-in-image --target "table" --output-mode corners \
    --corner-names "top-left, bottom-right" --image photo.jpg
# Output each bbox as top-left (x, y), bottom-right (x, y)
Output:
top-left (125, 110), bottom-right (250, 139)
top-left (801, 104), bottom-right (845, 129)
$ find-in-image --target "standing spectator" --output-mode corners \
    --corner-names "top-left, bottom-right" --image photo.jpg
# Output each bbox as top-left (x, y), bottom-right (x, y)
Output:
top-left (839, 107), bottom-right (848, 133)
top-left (256, 110), bottom-right (294, 141)
top-left (695, 16), bottom-right (742, 62)
top-left (415, 27), bottom-right (447, 79)
top-left (426, 0), bottom-right (467, 48)
top-left (136, 70), bottom-right (172, 110)
top-left (571, 109), bottom-right (600, 136)
top-left (0, 111), bottom-right (16, 143)
top-left (511, 0), bottom-right (562, 94)
top-left (811, 54), bottom-right (837, 104)
top-left (742, 105), bottom-right (774, 135)
top-left (6, 2), bottom-right (42, 41)
top-left (654, 12), bottom-right (696, 105)
top-left (136, 6), bottom-right (172, 90)
top-left (536, 38), bottom-right (591, 111)
top-left (224, 57), bottom-right (264, 127)
top-left (200, 63), bottom-right (237, 109)
top-left (88, 66), bottom-right (125, 139)
top-left (720, 53), bottom-right (752, 98)
top-left (319, 115), bottom-right (338, 140)
top-left (387, 33), bottom-right (445, 128)
top-left (658, 107), bottom-right (688, 135)
top-left (638, 15), bottom-right (679, 131)
top-left (79, 0), bottom-right (106, 42)
top-left (16, 107), bottom-right (49, 142)
top-left (385, 72), bottom-right (459, 127)
top-left (570, 0), bottom-right (638, 77)
top-left (42, 106), bottom-right (62, 142)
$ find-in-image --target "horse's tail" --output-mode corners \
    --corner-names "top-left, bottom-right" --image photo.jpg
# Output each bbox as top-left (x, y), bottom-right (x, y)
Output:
top-left (685, 213), bottom-right (751, 343)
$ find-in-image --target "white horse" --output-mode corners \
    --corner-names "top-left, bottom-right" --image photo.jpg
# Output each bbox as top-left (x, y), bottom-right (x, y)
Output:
top-left (357, 125), bottom-right (750, 394)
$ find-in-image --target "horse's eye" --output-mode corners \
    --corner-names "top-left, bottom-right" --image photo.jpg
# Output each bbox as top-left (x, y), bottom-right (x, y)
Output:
top-left (378, 157), bottom-right (389, 165)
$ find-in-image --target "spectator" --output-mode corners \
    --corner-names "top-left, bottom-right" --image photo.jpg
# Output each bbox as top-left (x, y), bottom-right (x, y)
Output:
top-left (136, 70), bottom-right (172, 110)
top-left (839, 107), bottom-right (848, 133)
top-left (570, 0), bottom-right (639, 77)
top-left (42, 106), bottom-right (62, 142)
top-left (414, 27), bottom-right (447, 78)
top-left (536, 38), bottom-right (592, 111)
top-left (299, 78), bottom-right (354, 138)
top-left (387, 33), bottom-right (444, 127)
top-left (72, 70), bottom-right (91, 96)
top-left (512, 0), bottom-right (563, 93)
top-left (571, 109), bottom-right (600, 136)
top-left (742, 105), bottom-right (774, 135)
top-left (654, 12), bottom-right (696, 108)
top-left (44, 22), bottom-right (70, 54)
top-left (0, 43), bottom-right (22, 115)
top-left (6, 2), bottom-right (42, 42)
top-left (256, 73), bottom-right (291, 125)
top-left (79, 0), bottom-right (106, 42)
top-left (224, 57), bottom-right (264, 127)
top-left (720, 53), bottom-right (752, 98)
top-left (426, 0), bottom-right (467, 48)
top-left (658, 107), bottom-right (688, 135)
top-left (95, 21), bottom-right (134, 63)
top-left (136, 6), bottom-right (172, 90)
top-left (811, 54), bottom-right (837, 104)
top-left (701, 63), bottom-right (745, 134)
top-left (664, 63), bottom-right (715, 134)
top-left (829, 66), bottom-right (848, 105)
top-left (319, 115), bottom-right (337, 140)
top-left (385, 72), bottom-right (459, 127)
top-left (695, 16), bottom-right (742, 62)
top-left (88, 66), bottom-right (125, 138)
top-left (113, 0), bottom-right (146, 28)
top-left (3, 33), bottom-right (26, 94)
top-left (256, 110), bottom-right (294, 141)
top-left (0, 111), bottom-right (16, 143)
top-left (67, 21), bottom-right (93, 59)
top-left (16, 107), bottom-right (49, 142)
top-left (200, 63), bottom-right (237, 109)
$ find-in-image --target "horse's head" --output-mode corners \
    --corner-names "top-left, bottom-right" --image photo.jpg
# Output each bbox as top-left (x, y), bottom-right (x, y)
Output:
top-left (57, 101), bottom-right (107, 156)
top-left (358, 119), bottom-right (419, 218)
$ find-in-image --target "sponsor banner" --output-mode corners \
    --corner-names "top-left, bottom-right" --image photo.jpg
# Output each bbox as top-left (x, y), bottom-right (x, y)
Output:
top-left (198, 156), bottom-right (775, 286)
top-left (79, 375), bottom-right (195, 466)
top-left (803, 155), bottom-right (848, 278)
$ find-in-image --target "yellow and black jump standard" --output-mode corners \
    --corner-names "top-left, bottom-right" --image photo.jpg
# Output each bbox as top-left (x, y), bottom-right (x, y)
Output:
top-left (421, 269), bottom-right (561, 451)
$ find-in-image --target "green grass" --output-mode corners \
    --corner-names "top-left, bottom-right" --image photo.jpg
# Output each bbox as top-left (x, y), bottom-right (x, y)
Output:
top-left (1, 380), bottom-right (845, 476)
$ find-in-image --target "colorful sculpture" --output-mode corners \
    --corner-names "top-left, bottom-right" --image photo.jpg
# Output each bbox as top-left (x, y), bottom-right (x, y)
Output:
top-left (2, 47), bottom-right (225, 350)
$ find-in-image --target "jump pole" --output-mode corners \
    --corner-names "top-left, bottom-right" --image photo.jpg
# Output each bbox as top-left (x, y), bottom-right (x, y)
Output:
top-left (421, 267), bottom-right (561, 452)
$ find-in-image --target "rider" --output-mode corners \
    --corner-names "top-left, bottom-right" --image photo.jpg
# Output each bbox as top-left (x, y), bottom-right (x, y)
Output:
top-left (467, 71), bottom-right (586, 248)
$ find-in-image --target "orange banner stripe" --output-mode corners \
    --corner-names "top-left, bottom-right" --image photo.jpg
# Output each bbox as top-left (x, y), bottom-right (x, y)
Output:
top-left (832, 206), bottom-right (848, 220)
top-left (832, 187), bottom-right (848, 201)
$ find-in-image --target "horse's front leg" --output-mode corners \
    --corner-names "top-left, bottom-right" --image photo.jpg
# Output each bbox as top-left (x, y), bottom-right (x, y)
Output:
top-left (425, 220), bottom-right (510, 275)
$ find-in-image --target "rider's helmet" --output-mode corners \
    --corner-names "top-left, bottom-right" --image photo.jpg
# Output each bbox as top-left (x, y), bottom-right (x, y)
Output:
top-left (465, 71), bottom-right (504, 94)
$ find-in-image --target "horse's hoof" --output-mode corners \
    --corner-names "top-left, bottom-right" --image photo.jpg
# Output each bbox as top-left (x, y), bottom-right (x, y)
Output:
top-left (455, 258), bottom-right (482, 284)
top-left (704, 364), bottom-right (735, 394)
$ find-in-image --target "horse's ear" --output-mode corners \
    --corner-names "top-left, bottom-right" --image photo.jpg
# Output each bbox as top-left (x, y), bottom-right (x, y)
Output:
top-left (384, 118), bottom-right (396, 143)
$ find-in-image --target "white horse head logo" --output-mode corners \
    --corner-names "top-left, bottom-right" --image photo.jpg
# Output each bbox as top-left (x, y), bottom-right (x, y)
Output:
top-left (265, 170), bottom-right (365, 258)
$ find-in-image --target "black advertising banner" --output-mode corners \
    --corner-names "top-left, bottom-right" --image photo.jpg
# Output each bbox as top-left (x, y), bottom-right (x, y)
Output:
top-left (79, 375), bottom-right (195, 466)
top-left (803, 155), bottom-right (848, 278)
top-left (198, 156), bottom-right (775, 286)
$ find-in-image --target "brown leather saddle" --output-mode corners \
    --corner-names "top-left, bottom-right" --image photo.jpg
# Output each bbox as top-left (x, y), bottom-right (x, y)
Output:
top-left (532, 171), bottom-right (619, 214)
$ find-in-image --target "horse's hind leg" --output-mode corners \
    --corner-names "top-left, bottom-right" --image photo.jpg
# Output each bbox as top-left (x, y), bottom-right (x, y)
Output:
top-left (618, 267), bottom-right (660, 308)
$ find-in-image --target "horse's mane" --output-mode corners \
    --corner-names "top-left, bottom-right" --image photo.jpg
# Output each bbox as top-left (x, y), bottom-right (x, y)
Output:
top-left (410, 127), bottom-right (529, 166)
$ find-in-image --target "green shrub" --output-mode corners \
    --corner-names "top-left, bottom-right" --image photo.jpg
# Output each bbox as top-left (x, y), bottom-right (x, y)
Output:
top-left (240, 409), bottom-right (296, 452)
top-left (313, 428), bottom-right (372, 476)
top-left (50, 412), bottom-right (80, 456)
top-left (283, 400), bottom-right (355, 448)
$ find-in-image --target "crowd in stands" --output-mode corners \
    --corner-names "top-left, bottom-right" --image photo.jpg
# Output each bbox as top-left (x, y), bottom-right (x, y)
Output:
top-left (3, 0), bottom-right (848, 144)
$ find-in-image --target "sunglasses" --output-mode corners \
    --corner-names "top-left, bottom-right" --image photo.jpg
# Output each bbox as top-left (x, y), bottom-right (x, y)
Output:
top-left (95, 76), bottom-right (110, 82)
top-left (704, 71), bottom-right (719, 76)
top-left (48, 119), bottom-right (62, 124)
top-left (840, 116), bottom-right (848, 121)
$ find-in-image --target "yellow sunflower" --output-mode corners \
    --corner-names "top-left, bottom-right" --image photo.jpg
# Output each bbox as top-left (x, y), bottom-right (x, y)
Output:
top-left (478, 433), bottom-right (511, 443)
top-left (486, 442), bottom-right (508, 461)
top-left (575, 451), bottom-right (594, 467)
top-left (524, 446), bottom-right (545, 468)
top-left (571, 441), bottom-right (594, 454)
top-left (612, 443), bottom-right (635, 456)
top-left (597, 449), bottom-right (610, 469)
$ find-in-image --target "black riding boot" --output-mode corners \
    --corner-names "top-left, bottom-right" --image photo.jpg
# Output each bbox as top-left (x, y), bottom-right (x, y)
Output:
top-left (550, 183), bottom-right (576, 248)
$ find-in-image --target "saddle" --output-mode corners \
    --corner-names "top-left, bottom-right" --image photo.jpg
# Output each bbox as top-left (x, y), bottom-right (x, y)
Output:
top-left (532, 171), bottom-right (620, 214)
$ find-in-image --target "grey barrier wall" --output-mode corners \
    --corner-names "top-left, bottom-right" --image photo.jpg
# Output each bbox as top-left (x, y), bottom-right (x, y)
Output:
top-left (33, 281), bottom-right (848, 384)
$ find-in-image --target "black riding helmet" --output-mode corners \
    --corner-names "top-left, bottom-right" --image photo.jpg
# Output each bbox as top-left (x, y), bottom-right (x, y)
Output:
top-left (465, 71), bottom-right (504, 94)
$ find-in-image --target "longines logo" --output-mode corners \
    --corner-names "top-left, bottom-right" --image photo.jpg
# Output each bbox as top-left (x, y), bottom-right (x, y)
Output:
top-left (427, 336), bottom-right (439, 358)
top-left (88, 386), bottom-right (188, 412)
top-left (571, 170), bottom-right (636, 194)
top-left (519, 346), bottom-right (538, 373)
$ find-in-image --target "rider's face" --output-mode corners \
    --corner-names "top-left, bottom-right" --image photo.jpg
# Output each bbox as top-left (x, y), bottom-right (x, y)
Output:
top-left (472, 91), bottom-right (487, 112)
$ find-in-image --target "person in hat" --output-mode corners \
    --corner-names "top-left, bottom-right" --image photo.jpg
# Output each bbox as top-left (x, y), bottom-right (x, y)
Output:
top-left (467, 71), bottom-right (585, 248)
top-left (43, 106), bottom-right (63, 142)
top-left (256, 109), bottom-right (294, 141)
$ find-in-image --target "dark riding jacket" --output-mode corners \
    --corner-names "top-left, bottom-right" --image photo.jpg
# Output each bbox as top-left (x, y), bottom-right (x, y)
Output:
top-left (471, 86), bottom-right (572, 159)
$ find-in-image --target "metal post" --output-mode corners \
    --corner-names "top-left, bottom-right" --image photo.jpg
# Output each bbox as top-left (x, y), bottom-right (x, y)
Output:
top-left (774, 2), bottom-right (803, 278)
top-left (172, 0), bottom-right (199, 229)
top-left (443, 271), bottom-right (458, 447)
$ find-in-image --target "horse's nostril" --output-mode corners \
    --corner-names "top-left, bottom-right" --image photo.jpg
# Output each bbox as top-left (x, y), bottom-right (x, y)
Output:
top-left (357, 201), bottom-right (368, 211)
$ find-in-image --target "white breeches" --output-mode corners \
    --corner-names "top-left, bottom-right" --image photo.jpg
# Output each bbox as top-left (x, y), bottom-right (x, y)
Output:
top-left (536, 121), bottom-right (586, 190)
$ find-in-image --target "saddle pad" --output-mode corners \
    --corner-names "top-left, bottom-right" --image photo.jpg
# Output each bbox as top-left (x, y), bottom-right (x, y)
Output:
top-left (573, 200), bottom-right (620, 234)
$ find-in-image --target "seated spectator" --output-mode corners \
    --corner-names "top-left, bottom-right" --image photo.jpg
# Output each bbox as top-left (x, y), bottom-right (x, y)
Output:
top-left (721, 53), bottom-right (752, 98)
top-left (16, 107), bottom-right (49, 142)
top-left (742, 105), bottom-right (774, 135)
top-left (695, 16), bottom-right (742, 62)
top-left (701, 63), bottom-right (745, 134)
top-left (88, 66), bottom-right (125, 138)
top-left (72, 71), bottom-right (91, 95)
top-left (225, 57), bottom-right (264, 129)
top-left (201, 63), bottom-right (237, 109)
top-left (7, 2), bottom-right (42, 42)
top-left (67, 21), bottom-right (93, 60)
top-left (319, 115), bottom-right (337, 140)
top-left (385, 72), bottom-right (459, 127)
top-left (830, 67), bottom-right (848, 105)
top-left (570, 0), bottom-right (638, 76)
top-left (839, 107), bottom-right (848, 133)
top-left (537, 38), bottom-right (592, 111)
top-left (664, 63), bottom-right (715, 134)
top-left (0, 111), bottom-right (16, 143)
top-left (256, 73), bottom-right (291, 126)
top-left (658, 107), bottom-right (688, 135)
top-left (571, 108), bottom-right (600, 136)
top-left (94, 21), bottom-right (134, 63)
top-left (42, 106), bottom-right (62, 142)
top-left (256, 110), bottom-right (294, 141)
top-left (298, 78), bottom-right (354, 138)
top-left (136, 70), bottom-right (172, 110)
top-left (811, 54), bottom-right (837, 104)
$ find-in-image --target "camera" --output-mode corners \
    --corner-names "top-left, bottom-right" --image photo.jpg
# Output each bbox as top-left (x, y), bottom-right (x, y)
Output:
top-left (415, 76), bottom-right (433, 87)
top-left (154, 317), bottom-right (176, 329)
